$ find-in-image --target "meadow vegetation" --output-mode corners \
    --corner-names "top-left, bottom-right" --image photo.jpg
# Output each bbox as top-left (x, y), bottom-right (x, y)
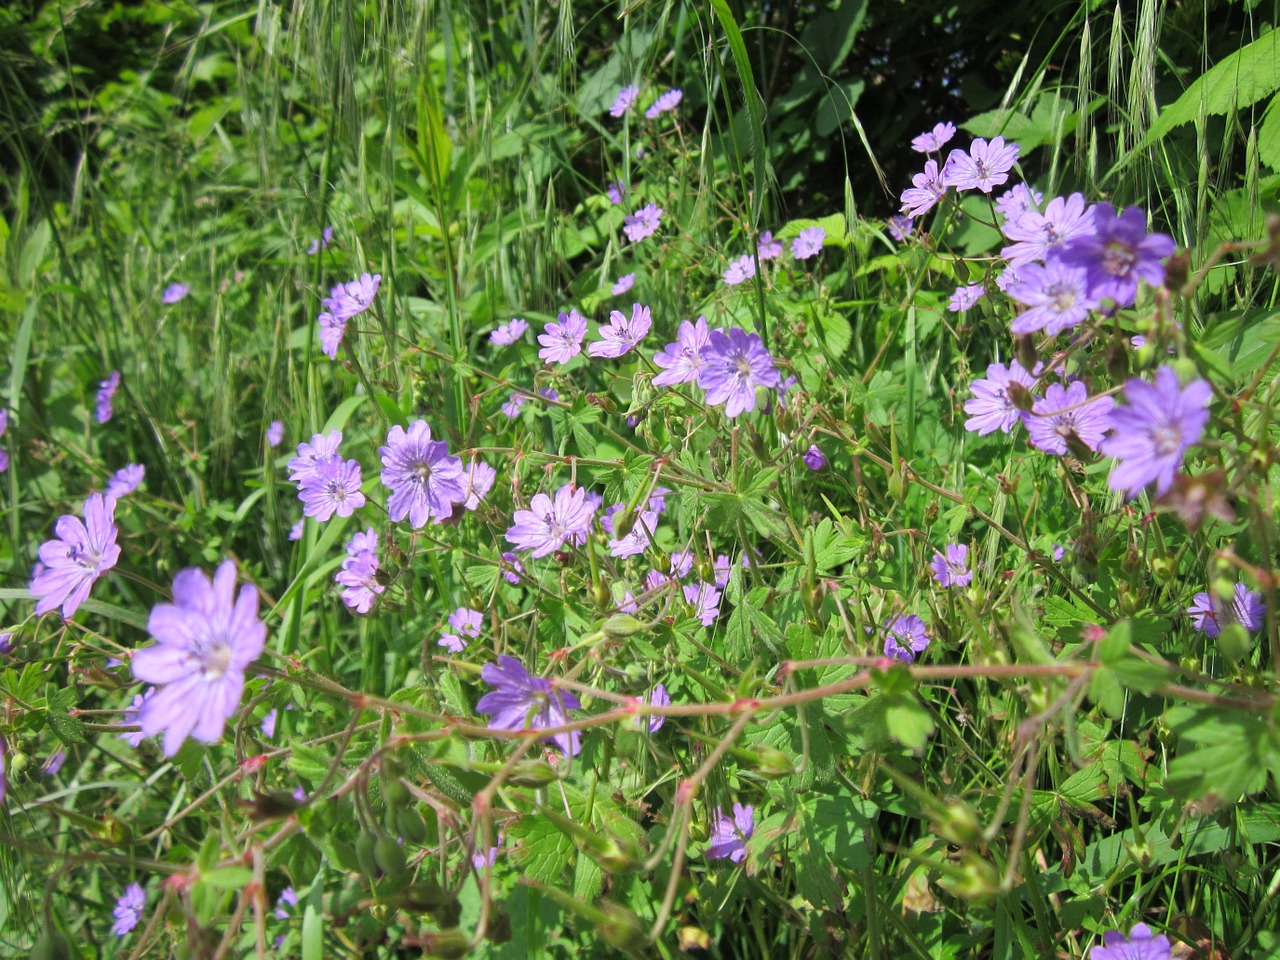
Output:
top-left (2, 1), bottom-right (1280, 958)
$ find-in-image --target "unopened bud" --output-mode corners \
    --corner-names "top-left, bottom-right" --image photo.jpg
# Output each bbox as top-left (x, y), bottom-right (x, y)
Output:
top-left (753, 746), bottom-right (795, 779)
top-left (602, 614), bottom-right (645, 639)
top-left (597, 902), bottom-right (646, 950)
top-left (374, 837), bottom-right (407, 878)
top-left (396, 807), bottom-right (429, 845)
top-left (509, 760), bottom-right (559, 786)
top-left (1150, 557), bottom-right (1176, 582)
top-left (1106, 337), bottom-right (1130, 383)
top-left (1014, 334), bottom-right (1038, 373)
top-left (1164, 250), bottom-right (1190, 292)
top-left (940, 853), bottom-right (1001, 902)
top-left (1217, 623), bottom-right (1254, 663)
top-left (1006, 381), bottom-right (1035, 413)
top-left (933, 799), bottom-right (984, 847)
top-left (590, 581), bottom-right (612, 611)
top-left (416, 930), bottom-right (471, 959)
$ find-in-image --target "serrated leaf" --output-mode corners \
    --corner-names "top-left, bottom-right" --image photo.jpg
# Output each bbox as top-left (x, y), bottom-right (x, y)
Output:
top-left (815, 312), bottom-right (852, 359)
top-left (508, 815), bottom-right (575, 885)
top-left (289, 743), bottom-right (333, 782)
top-left (47, 711), bottom-right (86, 745)
top-left (883, 697), bottom-right (935, 752)
top-left (1165, 708), bottom-right (1277, 802)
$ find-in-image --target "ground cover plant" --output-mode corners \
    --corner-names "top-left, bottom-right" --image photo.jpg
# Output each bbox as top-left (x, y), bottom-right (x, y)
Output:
top-left (3, 0), bottom-right (1280, 957)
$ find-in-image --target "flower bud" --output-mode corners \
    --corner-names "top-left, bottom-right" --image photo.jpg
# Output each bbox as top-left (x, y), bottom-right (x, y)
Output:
top-left (415, 930), bottom-right (471, 959)
top-left (396, 807), bottom-right (429, 845)
top-left (355, 832), bottom-right (380, 878)
top-left (1164, 250), bottom-right (1191, 292)
top-left (939, 853), bottom-right (1000, 902)
top-left (752, 746), bottom-right (796, 779)
top-left (1150, 557), bottom-right (1176, 582)
top-left (1006, 381), bottom-right (1035, 413)
top-left (383, 777), bottom-right (411, 810)
top-left (597, 902), bottom-right (646, 951)
top-left (602, 614), bottom-right (646, 639)
top-left (509, 760), bottom-right (559, 786)
top-left (1217, 623), bottom-right (1254, 663)
top-left (932, 799), bottom-right (984, 847)
top-left (1014, 334), bottom-right (1038, 374)
top-left (374, 837), bottom-right (408, 878)
top-left (590, 581), bottom-right (612, 611)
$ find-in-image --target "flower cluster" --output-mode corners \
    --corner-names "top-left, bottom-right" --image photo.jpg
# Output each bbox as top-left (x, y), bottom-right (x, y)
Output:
top-left (317, 272), bottom-right (381, 359)
top-left (335, 528), bottom-right (384, 613)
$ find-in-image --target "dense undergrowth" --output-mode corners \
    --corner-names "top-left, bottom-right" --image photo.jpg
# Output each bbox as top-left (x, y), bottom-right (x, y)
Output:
top-left (3, 1), bottom-right (1280, 958)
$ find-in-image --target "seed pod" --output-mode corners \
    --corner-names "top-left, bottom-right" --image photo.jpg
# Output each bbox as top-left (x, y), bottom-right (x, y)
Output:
top-left (396, 807), bottom-right (428, 846)
top-left (383, 777), bottom-right (411, 810)
top-left (602, 614), bottom-right (645, 639)
top-left (355, 832), bottom-right (380, 878)
top-left (374, 837), bottom-right (408, 878)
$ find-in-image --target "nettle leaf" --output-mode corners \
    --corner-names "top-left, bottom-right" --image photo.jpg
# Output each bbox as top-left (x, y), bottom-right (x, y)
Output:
top-left (508, 815), bottom-right (575, 885)
top-left (1164, 706), bottom-right (1279, 802)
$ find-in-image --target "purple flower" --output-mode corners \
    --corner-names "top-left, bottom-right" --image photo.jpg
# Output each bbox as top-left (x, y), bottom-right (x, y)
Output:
top-left (538, 309), bottom-right (588, 364)
top-left (501, 392), bottom-right (528, 418)
top-left (298, 457), bottom-right (366, 521)
top-left (267, 421), bottom-right (285, 447)
top-left (803, 445), bottom-right (827, 471)
top-left (460, 460), bottom-right (496, 510)
top-left (1052, 545), bottom-right (1066, 562)
top-left (652, 316), bottom-right (711, 387)
top-left (490, 318), bottom-right (529, 346)
top-left (1022, 381), bottom-right (1114, 455)
top-left (683, 581), bottom-right (722, 625)
top-left (930, 544), bottom-right (973, 587)
top-left (948, 283), bottom-right (984, 313)
top-left (887, 215), bottom-right (915, 242)
top-left (161, 283), bottom-right (190, 305)
top-left (941, 136), bottom-right (1020, 193)
top-left (607, 181), bottom-right (627, 205)
top-left (1090, 924), bottom-right (1171, 960)
top-left (449, 607), bottom-right (483, 637)
top-left (623, 203), bottom-right (664, 243)
top-left (43, 749), bottom-right (66, 776)
top-left (1008, 259), bottom-right (1099, 335)
top-left (477, 655), bottom-right (582, 756)
top-left (1101, 367), bottom-right (1211, 498)
top-left (307, 226), bottom-right (335, 256)
top-left (697, 327), bottom-right (782, 417)
top-left (131, 560), bottom-right (266, 756)
top-left (317, 311), bottom-right (346, 359)
top-left (119, 689), bottom-right (154, 748)
top-left (646, 89), bottom-right (683, 118)
top-left (608, 509), bottom-right (658, 558)
top-left (883, 614), bottom-right (930, 662)
top-left (380, 421), bottom-right (465, 527)
top-left (0, 632), bottom-right (12, 655)
top-left (1187, 583), bottom-right (1266, 637)
top-left (106, 464), bottom-right (145, 499)
top-left (609, 85), bottom-right (640, 117)
top-left (901, 159), bottom-right (947, 218)
top-left (612, 273), bottom-right (636, 296)
top-left (706, 803), bottom-right (754, 862)
top-left (274, 887), bottom-right (298, 920)
top-left (669, 551), bottom-right (694, 578)
top-left (288, 430), bottom-right (343, 483)
top-left (911, 122), bottom-right (956, 153)
top-left (995, 183), bottom-right (1043, 221)
top-left (723, 255), bottom-right (757, 286)
top-left (335, 528), bottom-right (384, 613)
top-left (439, 633), bottom-right (467, 653)
top-left (757, 231), bottom-right (783, 261)
top-left (791, 226), bottom-right (825, 260)
top-left (261, 708), bottom-right (278, 739)
top-left (1057, 204), bottom-right (1175, 307)
top-left (31, 493), bottom-right (120, 618)
top-left (288, 520), bottom-right (304, 541)
top-left (506, 483), bottom-right (597, 557)
top-left (589, 303), bottom-right (652, 359)
top-left (500, 551), bottom-right (524, 584)
top-left (112, 883), bottom-right (146, 936)
top-left (713, 554), bottom-right (733, 588)
top-left (324, 273), bottom-right (381, 322)
top-left (642, 683), bottom-right (670, 732)
top-left (96, 370), bottom-right (121, 424)
top-left (963, 360), bottom-right (1040, 436)
top-left (473, 835), bottom-right (504, 870)
top-left (1001, 193), bottom-right (1094, 267)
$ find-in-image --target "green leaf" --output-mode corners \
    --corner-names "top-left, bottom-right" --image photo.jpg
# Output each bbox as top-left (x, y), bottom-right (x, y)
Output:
top-left (302, 903), bottom-right (323, 960)
top-left (202, 867), bottom-right (254, 889)
top-left (288, 743), bottom-right (333, 783)
top-left (1136, 29), bottom-right (1280, 151)
top-left (47, 711), bottom-right (87, 745)
top-left (815, 312), bottom-right (852, 359)
top-left (508, 815), bottom-right (575, 885)
top-left (883, 697), bottom-right (935, 752)
top-left (1165, 707), bottom-right (1278, 802)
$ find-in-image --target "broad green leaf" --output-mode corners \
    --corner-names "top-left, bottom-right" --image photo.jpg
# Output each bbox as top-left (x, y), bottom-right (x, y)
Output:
top-left (508, 815), bottom-right (575, 885)
top-left (1142, 29), bottom-right (1280, 148)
